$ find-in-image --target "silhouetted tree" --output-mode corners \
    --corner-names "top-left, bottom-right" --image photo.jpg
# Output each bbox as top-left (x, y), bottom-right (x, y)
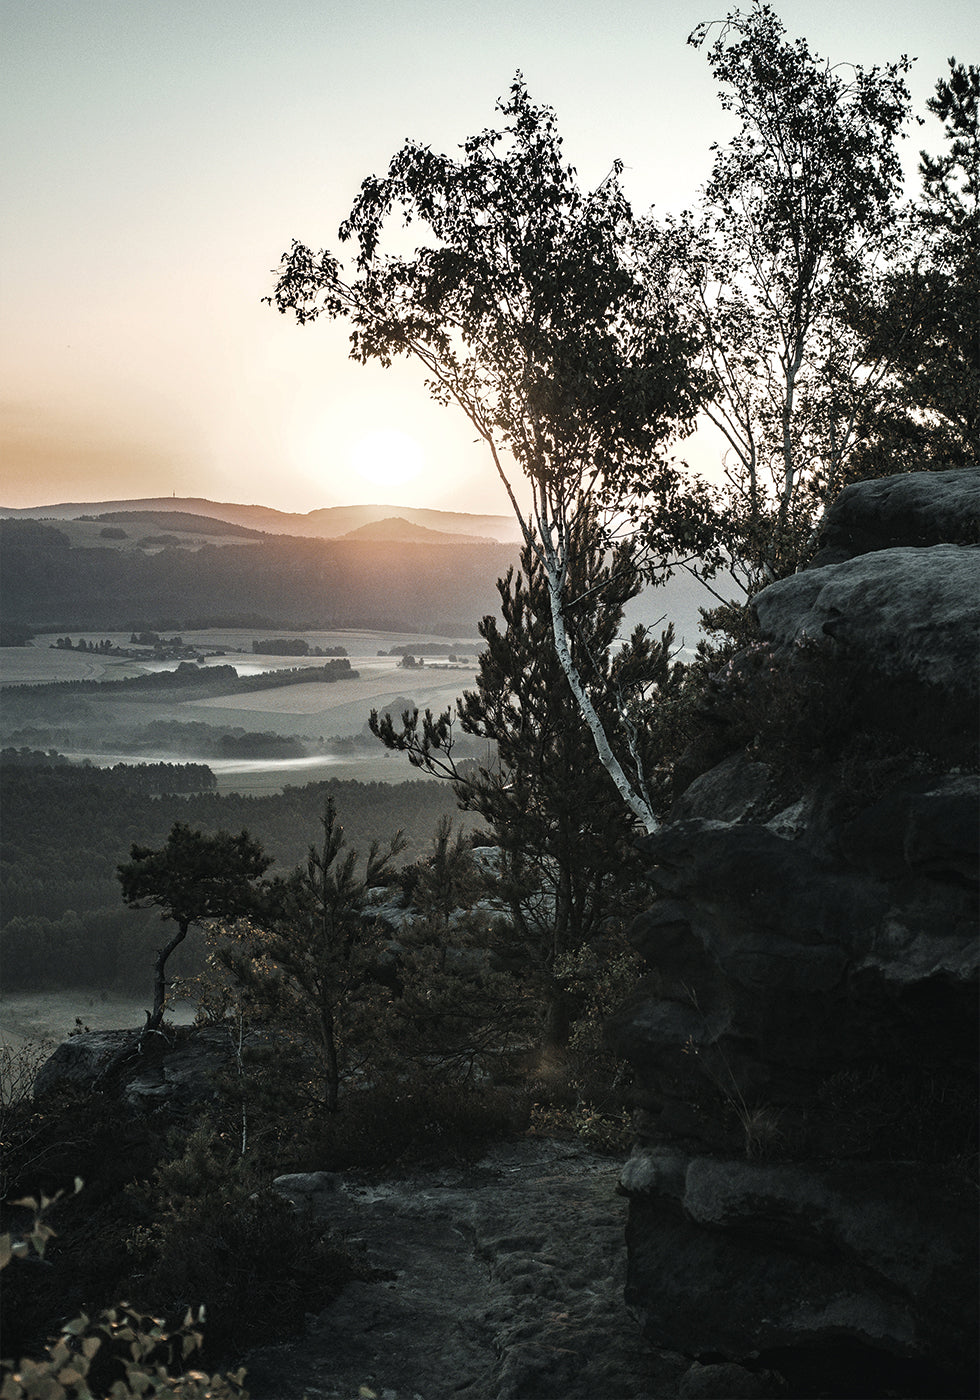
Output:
top-left (270, 77), bottom-right (712, 832)
top-left (208, 799), bottom-right (406, 1113)
top-left (669, 4), bottom-right (916, 587)
top-left (847, 59), bottom-right (980, 474)
top-left (372, 523), bottom-right (685, 1045)
top-left (118, 822), bottom-right (272, 1029)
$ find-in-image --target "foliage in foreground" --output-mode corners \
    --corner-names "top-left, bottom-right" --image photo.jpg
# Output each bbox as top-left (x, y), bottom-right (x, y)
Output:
top-left (1, 1186), bottom-right (248, 1400)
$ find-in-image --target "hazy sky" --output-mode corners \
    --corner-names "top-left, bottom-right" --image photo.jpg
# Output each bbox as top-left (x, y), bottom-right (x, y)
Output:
top-left (2, 0), bottom-right (976, 515)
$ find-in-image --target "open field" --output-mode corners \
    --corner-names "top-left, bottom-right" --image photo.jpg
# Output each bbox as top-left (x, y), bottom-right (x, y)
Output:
top-left (0, 647), bottom-right (152, 686)
top-left (65, 748), bottom-right (425, 793)
top-left (1, 629), bottom-right (484, 794)
top-left (184, 668), bottom-right (480, 732)
top-left (2, 628), bottom-right (482, 685)
top-left (1, 992), bottom-right (197, 1060)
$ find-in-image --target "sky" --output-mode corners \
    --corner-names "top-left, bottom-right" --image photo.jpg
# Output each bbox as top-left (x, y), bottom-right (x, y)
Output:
top-left (2, 0), bottom-right (976, 517)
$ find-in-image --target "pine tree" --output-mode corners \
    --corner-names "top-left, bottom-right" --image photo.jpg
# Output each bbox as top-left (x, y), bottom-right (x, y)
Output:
top-left (372, 523), bottom-right (684, 1047)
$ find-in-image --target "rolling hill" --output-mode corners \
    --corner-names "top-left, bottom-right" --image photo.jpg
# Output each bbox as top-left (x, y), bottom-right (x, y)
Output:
top-left (0, 498), bottom-right (725, 647)
top-left (0, 496), bottom-right (524, 544)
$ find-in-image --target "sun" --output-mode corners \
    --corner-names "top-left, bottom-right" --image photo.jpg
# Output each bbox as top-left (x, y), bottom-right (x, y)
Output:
top-left (350, 429), bottom-right (424, 490)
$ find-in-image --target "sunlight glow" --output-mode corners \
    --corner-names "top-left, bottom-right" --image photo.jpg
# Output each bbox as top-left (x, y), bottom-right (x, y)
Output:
top-left (350, 429), bottom-right (424, 489)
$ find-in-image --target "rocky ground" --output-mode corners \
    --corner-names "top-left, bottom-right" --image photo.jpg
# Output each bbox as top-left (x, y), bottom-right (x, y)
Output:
top-left (240, 1138), bottom-right (701, 1400)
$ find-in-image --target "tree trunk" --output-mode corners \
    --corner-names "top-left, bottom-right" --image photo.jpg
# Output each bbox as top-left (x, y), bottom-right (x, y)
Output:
top-left (541, 548), bottom-right (659, 834)
top-left (149, 918), bottom-right (190, 1030)
top-left (542, 987), bottom-right (573, 1052)
top-left (321, 1009), bottom-right (340, 1114)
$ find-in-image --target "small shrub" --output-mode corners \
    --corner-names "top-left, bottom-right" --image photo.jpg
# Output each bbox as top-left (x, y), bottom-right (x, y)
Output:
top-left (1, 1187), bottom-right (249, 1399)
top-left (527, 1100), bottom-right (634, 1155)
top-left (127, 1126), bottom-right (358, 1358)
top-left (298, 1073), bottom-right (527, 1174)
top-left (0, 1040), bottom-right (53, 1198)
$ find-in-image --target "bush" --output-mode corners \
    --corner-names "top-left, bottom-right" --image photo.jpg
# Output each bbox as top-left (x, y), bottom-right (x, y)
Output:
top-left (126, 1126), bottom-right (359, 1359)
top-left (1, 1186), bottom-right (249, 1399)
top-left (296, 1073), bottom-right (528, 1174)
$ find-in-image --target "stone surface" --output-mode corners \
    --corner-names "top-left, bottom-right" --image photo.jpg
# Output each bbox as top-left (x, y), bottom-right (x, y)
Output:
top-left (33, 1023), bottom-right (274, 1112)
top-left (810, 466), bottom-right (980, 565)
top-left (752, 545), bottom-right (979, 761)
top-left (612, 472), bottom-right (979, 1396)
top-left (243, 1139), bottom-right (689, 1400)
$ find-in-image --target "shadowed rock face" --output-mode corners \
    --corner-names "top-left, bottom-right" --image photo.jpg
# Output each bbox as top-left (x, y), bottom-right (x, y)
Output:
top-left (753, 545), bottom-right (979, 761)
top-left (611, 471), bottom-right (979, 1398)
top-left (32, 1024), bottom-right (278, 1112)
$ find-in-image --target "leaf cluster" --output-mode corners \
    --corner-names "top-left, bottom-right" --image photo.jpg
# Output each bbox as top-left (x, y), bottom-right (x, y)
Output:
top-left (1, 1186), bottom-right (248, 1400)
top-left (270, 77), bottom-right (705, 511)
top-left (118, 828), bottom-right (272, 937)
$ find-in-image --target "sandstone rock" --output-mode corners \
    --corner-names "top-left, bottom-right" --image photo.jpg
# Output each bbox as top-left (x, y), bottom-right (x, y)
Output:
top-left (245, 1140), bottom-right (688, 1400)
top-left (752, 544), bottom-right (979, 761)
top-left (33, 1029), bottom-right (139, 1099)
top-left (614, 472), bottom-right (979, 1394)
top-left (668, 753), bottom-right (771, 824)
top-left (33, 1023), bottom-right (275, 1113)
top-left (811, 466), bottom-right (980, 565)
top-left (272, 1171), bottom-right (343, 1208)
top-left (678, 1361), bottom-right (780, 1398)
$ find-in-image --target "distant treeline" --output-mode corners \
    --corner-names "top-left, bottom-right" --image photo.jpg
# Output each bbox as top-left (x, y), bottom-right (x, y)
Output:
top-left (92, 509), bottom-right (266, 539)
top-left (2, 658), bottom-right (354, 703)
top-left (0, 717), bottom-right (314, 762)
top-left (0, 761), bottom-right (464, 993)
top-left (382, 643), bottom-right (469, 656)
top-left (0, 518), bottom-right (513, 633)
top-left (253, 639), bottom-right (348, 656)
top-left (0, 748), bottom-right (216, 791)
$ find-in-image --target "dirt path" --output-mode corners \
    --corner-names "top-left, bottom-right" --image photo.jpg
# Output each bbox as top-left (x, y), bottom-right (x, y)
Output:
top-left (242, 1138), bottom-right (687, 1400)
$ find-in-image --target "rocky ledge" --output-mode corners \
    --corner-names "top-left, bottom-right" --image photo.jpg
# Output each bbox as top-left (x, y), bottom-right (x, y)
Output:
top-left (610, 468), bottom-right (979, 1398)
top-left (246, 1139), bottom-right (696, 1400)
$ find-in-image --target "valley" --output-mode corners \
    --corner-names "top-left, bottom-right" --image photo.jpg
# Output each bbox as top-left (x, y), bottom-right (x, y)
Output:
top-left (1, 626), bottom-right (485, 794)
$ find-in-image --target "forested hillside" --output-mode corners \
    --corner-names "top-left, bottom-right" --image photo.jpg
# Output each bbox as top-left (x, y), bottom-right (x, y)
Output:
top-left (0, 520), bottom-right (516, 633)
top-left (0, 758), bottom-right (464, 993)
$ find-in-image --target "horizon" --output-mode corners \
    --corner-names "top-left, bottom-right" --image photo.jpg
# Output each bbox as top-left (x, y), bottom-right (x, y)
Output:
top-left (0, 491), bottom-right (521, 528)
top-left (3, 1), bottom-right (976, 516)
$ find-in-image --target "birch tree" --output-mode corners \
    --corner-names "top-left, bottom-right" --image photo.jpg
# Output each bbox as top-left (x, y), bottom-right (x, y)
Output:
top-left (269, 78), bottom-right (710, 833)
top-left (671, 4), bottom-right (915, 589)
top-left (371, 523), bottom-right (685, 1041)
top-left (847, 59), bottom-right (980, 474)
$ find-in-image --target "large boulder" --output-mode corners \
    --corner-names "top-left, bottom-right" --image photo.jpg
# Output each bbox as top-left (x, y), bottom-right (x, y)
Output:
top-left (751, 545), bottom-right (979, 761)
top-left (810, 466), bottom-right (980, 564)
top-left (612, 472), bottom-right (979, 1396)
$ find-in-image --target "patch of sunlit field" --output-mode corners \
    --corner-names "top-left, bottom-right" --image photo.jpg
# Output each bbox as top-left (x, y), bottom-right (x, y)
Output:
top-left (186, 669), bottom-right (477, 718)
top-left (0, 644), bottom-right (150, 686)
top-left (207, 750), bottom-right (424, 795)
top-left (189, 627), bottom-right (482, 655)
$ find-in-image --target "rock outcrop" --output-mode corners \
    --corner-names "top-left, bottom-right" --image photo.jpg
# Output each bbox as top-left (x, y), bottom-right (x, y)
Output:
top-left (610, 470), bottom-right (979, 1398)
top-left (33, 1023), bottom-right (270, 1113)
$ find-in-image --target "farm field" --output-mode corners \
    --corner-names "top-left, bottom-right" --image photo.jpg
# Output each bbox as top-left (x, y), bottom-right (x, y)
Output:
top-left (1, 629), bottom-right (485, 794)
top-left (0, 992), bottom-right (197, 1059)
top-left (65, 748), bottom-right (425, 793)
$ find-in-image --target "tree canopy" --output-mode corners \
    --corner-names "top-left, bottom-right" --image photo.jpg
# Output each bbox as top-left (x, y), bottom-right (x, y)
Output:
top-left (669, 4), bottom-right (916, 586)
top-left (118, 822), bottom-right (272, 1028)
top-left (271, 78), bottom-right (712, 831)
top-left (848, 59), bottom-right (980, 475)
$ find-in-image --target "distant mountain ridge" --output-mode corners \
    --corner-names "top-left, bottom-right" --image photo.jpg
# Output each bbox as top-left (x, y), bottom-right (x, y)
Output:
top-left (0, 496), bottom-right (524, 544)
top-left (339, 517), bottom-right (495, 545)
